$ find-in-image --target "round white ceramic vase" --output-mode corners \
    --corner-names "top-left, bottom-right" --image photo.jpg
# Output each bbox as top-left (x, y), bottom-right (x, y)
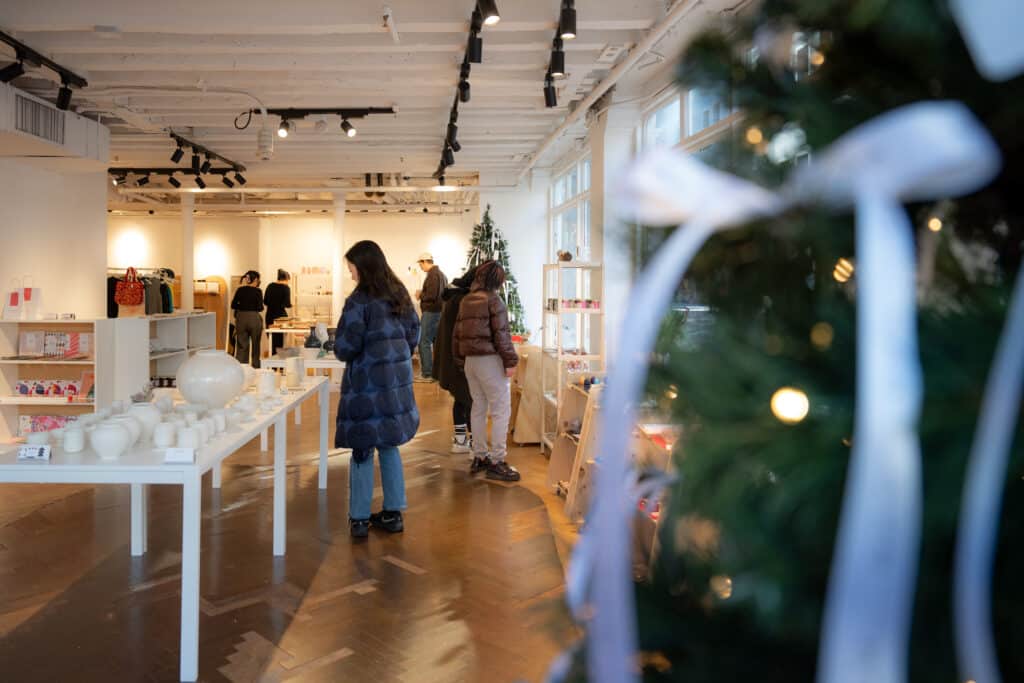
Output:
top-left (90, 423), bottom-right (131, 460)
top-left (176, 350), bottom-right (246, 409)
top-left (107, 415), bottom-right (142, 447)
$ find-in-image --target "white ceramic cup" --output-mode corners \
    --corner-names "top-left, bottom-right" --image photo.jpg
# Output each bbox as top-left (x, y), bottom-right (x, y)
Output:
top-left (212, 412), bottom-right (227, 433)
top-left (194, 421), bottom-right (210, 445)
top-left (26, 431), bottom-right (50, 446)
top-left (184, 413), bottom-right (199, 425)
top-left (177, 427), bottom-right (198, 449)
top-left (258, 370), bottom-right (277, 397)
top-left (153, 423), bottom-right (176, 448)
top-left (63, 427), bottom-right (85, 453)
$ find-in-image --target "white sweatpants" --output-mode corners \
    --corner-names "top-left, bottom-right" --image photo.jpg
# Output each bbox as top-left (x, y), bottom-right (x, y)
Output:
top-left (464, 354), bottom-right (511, 462)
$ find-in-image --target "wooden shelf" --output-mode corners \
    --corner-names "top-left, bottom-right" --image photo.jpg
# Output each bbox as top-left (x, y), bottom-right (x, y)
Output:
top-left (568, 383), bottom-right (591, 398)
top-left (543, 262), bottom-right (603, 270)
top-left (543, 350), bottom-right (602, 362)
top-left (188, 345), bottom-right (214, 352)
top-left (0, 396), bottom-right (95, 407)
top-left (0, 319), bottom-right (97, 324)
top-left (0, 359), bottom-right (94, 366)
top-left (562, 431), bottom-right (580, 446)
top-left (149, 349), bottom-right (187, 361)
top-left (545, 308), bottom-right (604, 316)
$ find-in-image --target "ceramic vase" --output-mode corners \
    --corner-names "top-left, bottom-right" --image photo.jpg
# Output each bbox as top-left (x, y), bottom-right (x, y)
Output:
top-left (153, 423), bottom-right (176, 448)
top-left (176, 350), bottom-right (245, 409)
top-left (257, 370), bottom-right (277, 397)
top-left (107, 415), bottom-right (141, 447)
top-left (285, 357), bottom-right (304, 389)
top-left (128, 402), bottom-right (161, 443)
top-left (90, 422), bottom-right (131, 460)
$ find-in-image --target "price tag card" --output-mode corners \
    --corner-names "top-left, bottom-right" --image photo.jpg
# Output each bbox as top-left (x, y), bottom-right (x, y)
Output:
top-left (17, 445), bottom-right (52, 461)
top-left (164, 447), bottom-right (196, 464)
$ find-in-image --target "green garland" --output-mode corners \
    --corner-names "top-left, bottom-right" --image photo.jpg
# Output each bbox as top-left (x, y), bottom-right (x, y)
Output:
top-left (560, 0), bottom-right (1024, 680)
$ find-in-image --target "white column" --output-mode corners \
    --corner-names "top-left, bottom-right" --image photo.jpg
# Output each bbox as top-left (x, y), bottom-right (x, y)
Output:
top-left (273, 415), bottom-right (288, 556)
top-left (130, 483), bottom-right (147, 556)
top-left (331, 194), bottom-right (346, 322)
top-left (590, 104), bottom-right (639, 358)
top-left (179, 470), bottom-right (202, 682)
top-left (181, 194), bottom-right (195, 311)
top-left (319, 380), bottom-right (329, 490)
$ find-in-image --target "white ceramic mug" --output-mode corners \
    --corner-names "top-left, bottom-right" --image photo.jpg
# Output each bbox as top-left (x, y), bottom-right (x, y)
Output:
top-left (194, 421), bottom-right (210, 445)
top-left (177, 427), bottom-right (198, 449)
top-left (258, 370), bottom-right (277, 397)
top-left (212, 412), bottom-right (227, 433)
top-left (153, 423), bottom-right (176, 448)
top-left (63, 427), bottom-right (85, 453)
top-left (26, 431), bottom-right (50, 446)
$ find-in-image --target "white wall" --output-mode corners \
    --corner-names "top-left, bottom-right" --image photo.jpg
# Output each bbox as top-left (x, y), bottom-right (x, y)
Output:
top-left (478, 180), bottom-right (548, 337)
top-left (108, 215), bottom-right (259, 284)
top-left (0, 160), bottom-right (107, 317)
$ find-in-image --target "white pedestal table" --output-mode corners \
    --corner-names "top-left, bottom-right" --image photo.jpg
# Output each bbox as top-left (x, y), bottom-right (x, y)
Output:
top-left (0, 376), bottom-right (330, 682)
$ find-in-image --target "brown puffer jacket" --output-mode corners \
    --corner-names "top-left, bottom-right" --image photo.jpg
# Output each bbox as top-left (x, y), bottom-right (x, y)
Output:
top-left (453, 288), bottom-right (519, 369)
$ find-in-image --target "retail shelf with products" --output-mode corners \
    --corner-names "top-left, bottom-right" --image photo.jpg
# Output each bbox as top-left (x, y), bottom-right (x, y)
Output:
top-left (0, 396), bottom-right (95, 406)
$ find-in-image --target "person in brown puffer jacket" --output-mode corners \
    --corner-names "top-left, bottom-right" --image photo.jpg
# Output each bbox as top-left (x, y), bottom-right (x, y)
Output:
top-left (453, 260), bottom-right (520, 481)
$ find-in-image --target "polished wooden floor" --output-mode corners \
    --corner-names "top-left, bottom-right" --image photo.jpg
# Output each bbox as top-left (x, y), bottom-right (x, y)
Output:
top-left (0, 384), bottom-right (578, 682)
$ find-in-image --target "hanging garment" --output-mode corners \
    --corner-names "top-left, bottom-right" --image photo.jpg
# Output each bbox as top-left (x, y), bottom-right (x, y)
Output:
top-left (107, 276), bottom-right (120, 318)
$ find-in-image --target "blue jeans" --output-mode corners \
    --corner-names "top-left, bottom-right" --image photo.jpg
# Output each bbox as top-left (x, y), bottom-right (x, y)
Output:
top-left (418, 310), bottom-right (441, 378)
top-left (349, 446), bottom-right (407, 520)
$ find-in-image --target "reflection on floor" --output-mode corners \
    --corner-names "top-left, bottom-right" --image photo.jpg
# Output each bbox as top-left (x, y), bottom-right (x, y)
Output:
top-left (0, 384), bottom-right (577, 682)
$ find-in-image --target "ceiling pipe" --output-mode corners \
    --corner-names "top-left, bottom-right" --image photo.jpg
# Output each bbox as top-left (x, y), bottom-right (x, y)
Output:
top-left (518, 0), bottom-right (704, 180)
top-left (116, 184), bottom-right (485, 195)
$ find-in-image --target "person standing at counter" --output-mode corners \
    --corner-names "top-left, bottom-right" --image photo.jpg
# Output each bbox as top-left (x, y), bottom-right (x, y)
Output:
top-left (232, 270), bottom-right (264, 368)
top-left (334, 240), bottom-right (421, 538)
top-left (264, 269), bottom-right (292, 357)
top-left (414, 253), bottom-right (448, 383)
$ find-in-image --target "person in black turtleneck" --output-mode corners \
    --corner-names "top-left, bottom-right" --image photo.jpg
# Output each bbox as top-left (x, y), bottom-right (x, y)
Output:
top-left (231, 270), bottom-right (264, 368)
top-left (264, 269), bottom-right (292, 357)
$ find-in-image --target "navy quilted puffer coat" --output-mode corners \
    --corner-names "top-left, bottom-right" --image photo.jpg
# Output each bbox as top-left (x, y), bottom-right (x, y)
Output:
top-left (333, 289), bottom-right (421, 457)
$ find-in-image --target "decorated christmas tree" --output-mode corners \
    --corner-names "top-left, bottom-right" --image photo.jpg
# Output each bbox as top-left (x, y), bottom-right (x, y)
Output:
top-left (555, 1), bottom-right (1024, 681)
top-left (466, 204), bottom-right (528, 336)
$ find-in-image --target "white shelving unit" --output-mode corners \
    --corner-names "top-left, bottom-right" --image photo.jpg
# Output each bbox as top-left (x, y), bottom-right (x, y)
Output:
top-left (540, 262), bottom-right (604, 453)
top-left (0, 312), bottom-right (217, 443)
top-left (293, 272), bottom-right (333, 323)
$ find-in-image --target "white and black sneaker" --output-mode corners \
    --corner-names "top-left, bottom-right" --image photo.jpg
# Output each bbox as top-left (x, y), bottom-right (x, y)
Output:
top-left (451, 434), bottom-right (472, 454)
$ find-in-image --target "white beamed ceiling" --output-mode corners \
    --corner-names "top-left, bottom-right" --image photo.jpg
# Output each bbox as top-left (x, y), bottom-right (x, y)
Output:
top-left (0, 0), bottom-right (701, 188)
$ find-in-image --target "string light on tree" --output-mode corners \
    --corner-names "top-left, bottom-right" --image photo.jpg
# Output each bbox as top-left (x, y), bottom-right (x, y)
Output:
top-left (928, 216), bottom-right (943, 232)
top-left (833, 257), bottom-right (854, 283)
top-left (810, 322), bottom-right (835, 350)
top-left (770, 387), bottom-right (810, 425)
top-left (745, 126), bottom-right (764, 145)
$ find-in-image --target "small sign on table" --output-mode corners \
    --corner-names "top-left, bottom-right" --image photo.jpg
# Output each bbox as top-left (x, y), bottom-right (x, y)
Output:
top-left (17, 445), bottom-right (51, 461)
top-left (164, 447), bottom-right (196, 464)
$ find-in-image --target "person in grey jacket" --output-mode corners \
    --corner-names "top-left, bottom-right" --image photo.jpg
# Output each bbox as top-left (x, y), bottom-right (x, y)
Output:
top-left (414, 253), bottom-right (448, 382)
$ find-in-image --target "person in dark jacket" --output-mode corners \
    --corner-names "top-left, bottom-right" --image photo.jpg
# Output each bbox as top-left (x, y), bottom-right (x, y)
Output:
top-left (453, 260), bottom-right (520, 482)
top-left (231, 270), bottom-right (264, 368)
top-left (414, 253), bottom-right (448, 382)
top-left (432, 266), bottom-right (477, 454)
top-left (334, 241), bottom-right (421, 538)
top-left (263, 269), bottom-right (292, 357)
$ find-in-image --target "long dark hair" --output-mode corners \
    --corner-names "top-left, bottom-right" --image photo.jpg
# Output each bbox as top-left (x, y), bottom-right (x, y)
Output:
top-left (345, 240), bottom-right (414, 315)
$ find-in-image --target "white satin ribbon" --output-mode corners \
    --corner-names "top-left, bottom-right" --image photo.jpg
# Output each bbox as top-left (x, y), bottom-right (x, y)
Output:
top-left (954, 269), bottom-right (1024, 683)
top-left (564, 101), bottom-right (1000, 683)
top-left (951, 0), bottom-right (1024, 81)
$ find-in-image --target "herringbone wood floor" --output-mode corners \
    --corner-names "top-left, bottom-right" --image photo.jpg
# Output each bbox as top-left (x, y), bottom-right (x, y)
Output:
top-left (0, 384), bottom-right (577, 682)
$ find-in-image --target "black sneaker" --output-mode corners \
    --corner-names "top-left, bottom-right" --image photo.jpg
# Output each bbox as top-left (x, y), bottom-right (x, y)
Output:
top-left (369, 509), bottom-right (404, 533)
top-left (350, 518), bottom-right (370, 538)
top-left (486, 460), bottom-right (521, 482)
top-left (470, 456), bottom-right (489, 475)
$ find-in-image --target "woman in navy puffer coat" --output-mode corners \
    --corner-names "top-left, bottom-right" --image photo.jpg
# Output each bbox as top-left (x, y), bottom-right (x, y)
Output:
top-left (334, 240), bottom-right (420, 537)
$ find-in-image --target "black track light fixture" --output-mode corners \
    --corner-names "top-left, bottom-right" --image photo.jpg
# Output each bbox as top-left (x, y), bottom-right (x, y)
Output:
top-left (221, 175), bottom-right (235, 188)
top-left (477, 0), bottom-right (500, 26)
top-left (168, 175), bottom-right (182, 188)
top-left (442, 145), bottom-right (456, 167)
top-left (446, 121), bottom-right (458, 147)
top-left (170, 145), bottom-right (184, 164)
top-left (136, 175), bottom-right (150, 187)
top-left (194, 175), bottom-right (206, 189)
top-left (277, 119), bottom-right (292, 138)
top-left (459, 79), bottom-right (471, 103)
top-left (234, 172), bottom-right (247, 186)
top-left (468, 34), bottom-right (483, 63)
top-left (341, 119), bottom-right (357, 138)
top-left (56, 82), bottom-right (73, 111)
top-left (200, 153), bottom-right (212, 174)
top-left (191, 151), bottom-right (201, 174)
top-left (544, 73), bottom-right (558, 108)
top-left (0, 61), bottom-right (24, 83)
top-left (111, 175), bottom-right (125, 187)
top-left (559, 1), bottom-right (577, 40)
top-left (550, 37), bottom-right (566, 77)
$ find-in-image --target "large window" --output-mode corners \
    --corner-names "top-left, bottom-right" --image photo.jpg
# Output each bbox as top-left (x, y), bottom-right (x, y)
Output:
top-left (686, 87), bottom-right (730, 137)
top-left (550, 157), bottom-right (591, 263)
top-left (643, 96), bottom-right (681, 149)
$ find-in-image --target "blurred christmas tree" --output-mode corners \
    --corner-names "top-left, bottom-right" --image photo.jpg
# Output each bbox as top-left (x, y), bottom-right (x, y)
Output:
top-left (466, 204), bottom-right (528, 335)
top-left (559, 0), bottom-right (1023, 680)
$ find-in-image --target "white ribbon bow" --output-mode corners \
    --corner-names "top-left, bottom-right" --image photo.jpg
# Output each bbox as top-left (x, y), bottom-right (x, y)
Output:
top-left (567, 101), bottom-right (1000, 683)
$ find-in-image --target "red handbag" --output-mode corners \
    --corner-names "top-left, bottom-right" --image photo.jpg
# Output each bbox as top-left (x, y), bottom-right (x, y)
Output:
top-left (114, 267), bottom-right (145, 306)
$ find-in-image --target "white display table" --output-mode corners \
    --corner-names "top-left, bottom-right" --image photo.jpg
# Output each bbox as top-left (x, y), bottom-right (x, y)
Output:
top-left (0, 376), bottom-right (330, 682)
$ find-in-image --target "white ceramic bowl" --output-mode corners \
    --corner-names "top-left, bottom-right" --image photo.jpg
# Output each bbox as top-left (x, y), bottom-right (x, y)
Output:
top-left (63, 426), bottom-right (86, 453)
top-left (90, 422), bottom-right (131, 460)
